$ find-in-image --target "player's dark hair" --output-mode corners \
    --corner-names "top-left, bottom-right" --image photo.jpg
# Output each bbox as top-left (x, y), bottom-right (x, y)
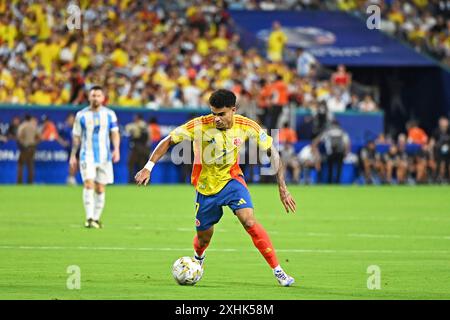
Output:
top-left (209, 89), bottom-right (236, 108)
top-left (90, 85), bottom-right (103, 92)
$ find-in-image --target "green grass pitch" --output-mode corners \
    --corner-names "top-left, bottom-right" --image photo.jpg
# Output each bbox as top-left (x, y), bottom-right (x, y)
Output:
top-left (0, 185), bottom-right (449, 300)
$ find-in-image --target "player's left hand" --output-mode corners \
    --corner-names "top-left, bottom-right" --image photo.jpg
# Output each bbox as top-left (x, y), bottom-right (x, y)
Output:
top-left (279, 188), bottom-right (296, 213)
top-left (112, 149), bottom-right (120, 163)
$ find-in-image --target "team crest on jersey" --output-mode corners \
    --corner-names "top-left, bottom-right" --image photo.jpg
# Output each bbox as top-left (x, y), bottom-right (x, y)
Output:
top-left (195, 219), bottom-right (201, 227)
top-left (233, 137), bottom-right (242, 147)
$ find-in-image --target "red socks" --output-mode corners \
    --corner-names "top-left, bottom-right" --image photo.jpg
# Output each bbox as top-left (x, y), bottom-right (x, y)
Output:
top-left (193, 234), bottom-right (209, 257)
top-left (193, 224), bottom-right (279, 269)
top-left (246, 223), bottom-right (279, 269)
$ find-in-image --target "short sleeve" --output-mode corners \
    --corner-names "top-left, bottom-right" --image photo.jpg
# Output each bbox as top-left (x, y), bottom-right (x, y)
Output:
top-left (169, 118), bottom-right (197, 144)
top-left (72, 113), bottom-right (82, 137)
top-left (246, 119), bottom-right (273, 151)
top-left (109, 111), bottom-right (119, 132)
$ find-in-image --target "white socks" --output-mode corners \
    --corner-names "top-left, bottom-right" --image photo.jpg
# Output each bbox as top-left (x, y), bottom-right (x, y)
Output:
top-left (83, 188), bottom-right (95, 220)
top-left (93, 192), bottom-right (105, 221)
top-left (273, 265), bottom-right (283, 273)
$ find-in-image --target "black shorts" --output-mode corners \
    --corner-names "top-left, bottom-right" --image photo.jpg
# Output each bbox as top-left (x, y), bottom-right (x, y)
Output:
top-left (436, 153), bottom-right (450, 165)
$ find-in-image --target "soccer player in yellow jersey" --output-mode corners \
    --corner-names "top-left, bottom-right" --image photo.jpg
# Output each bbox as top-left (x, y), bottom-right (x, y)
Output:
top-left (135, 89), bottom-right (297, 286)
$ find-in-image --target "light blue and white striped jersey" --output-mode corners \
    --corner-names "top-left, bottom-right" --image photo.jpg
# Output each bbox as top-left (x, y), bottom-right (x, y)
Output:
top-left (72, 106), bottom-right (119, 164)
top-left (296, 52), bottom-right (316, 77)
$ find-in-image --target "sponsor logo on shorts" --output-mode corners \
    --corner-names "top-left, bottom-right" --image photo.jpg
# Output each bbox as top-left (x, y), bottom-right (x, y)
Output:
top-left (195, 219), bottom-right (201, 227)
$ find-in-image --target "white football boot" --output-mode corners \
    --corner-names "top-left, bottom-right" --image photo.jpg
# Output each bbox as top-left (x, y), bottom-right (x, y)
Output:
top-left (274, 268), bottom-right (295, 287)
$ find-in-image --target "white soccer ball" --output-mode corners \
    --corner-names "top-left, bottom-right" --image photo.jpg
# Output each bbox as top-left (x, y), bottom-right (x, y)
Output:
top-left (172, 256), bottom-right (203, 285)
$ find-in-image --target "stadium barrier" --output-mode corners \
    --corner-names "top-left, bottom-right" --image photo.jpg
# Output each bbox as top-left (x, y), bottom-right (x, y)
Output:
top-left (0, 104), bottom-right (384, 184)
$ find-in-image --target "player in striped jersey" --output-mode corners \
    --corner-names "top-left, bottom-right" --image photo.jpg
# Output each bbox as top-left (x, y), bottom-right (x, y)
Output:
top-left (135, 89), bottom-right (297, 286)
top-left (70, 86), bottom-right (120, 229)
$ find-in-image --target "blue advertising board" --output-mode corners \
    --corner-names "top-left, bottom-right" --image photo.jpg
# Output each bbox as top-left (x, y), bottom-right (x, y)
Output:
top-left (0, 105), bottom-right (384, 184)
top-left (230, 10), bottom-right (436, 66)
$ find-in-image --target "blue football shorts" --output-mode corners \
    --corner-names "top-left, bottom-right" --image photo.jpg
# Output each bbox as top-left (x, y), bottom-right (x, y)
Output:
top-left (194, 179), bottom-right (254, 231)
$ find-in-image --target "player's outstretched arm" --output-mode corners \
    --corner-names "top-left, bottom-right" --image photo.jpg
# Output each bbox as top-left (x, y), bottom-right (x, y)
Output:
top-left (135, 135), bottom-right (173, 186)
top-left (268, 145), bottom-right (297, 213)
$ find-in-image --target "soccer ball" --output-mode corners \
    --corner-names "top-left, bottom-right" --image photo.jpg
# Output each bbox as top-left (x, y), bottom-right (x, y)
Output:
top-left (172, 256), bottom-right (203, 285)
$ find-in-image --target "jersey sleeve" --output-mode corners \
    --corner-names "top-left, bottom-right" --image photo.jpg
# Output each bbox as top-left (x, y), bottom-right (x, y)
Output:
top-left (169, 118), bottom-right (198, 144)
top-left (72, 112), bottom-right (82, 137)
top-left (246, 119), bottom-right (273, 151)
top-left (109, 111), bottom-right (119, 132)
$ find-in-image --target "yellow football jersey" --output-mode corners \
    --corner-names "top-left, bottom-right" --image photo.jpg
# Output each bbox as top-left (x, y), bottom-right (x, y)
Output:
top-left (170, 114), bottom-right (273, 195)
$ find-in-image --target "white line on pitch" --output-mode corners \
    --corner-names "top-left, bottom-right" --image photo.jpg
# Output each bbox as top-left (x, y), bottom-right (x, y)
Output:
top-left (66, 224), bottom-right (450, 240)
top-left (0, 245), bottom-right (449, 255)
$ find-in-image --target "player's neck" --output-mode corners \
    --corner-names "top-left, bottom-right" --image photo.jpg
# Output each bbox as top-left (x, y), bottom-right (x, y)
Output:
top-left (89, 105), bottom-right (102, 112)
top-left (227, 115), bottom-right (236, 130)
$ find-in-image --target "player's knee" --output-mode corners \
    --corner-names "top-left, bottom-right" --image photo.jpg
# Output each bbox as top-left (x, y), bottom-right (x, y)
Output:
top-left (242, 218), bottom-right (256, 230)
top-left (84, 181), bottom-right (94, 189)
top-left (95, 184), bottom-right (105, 193)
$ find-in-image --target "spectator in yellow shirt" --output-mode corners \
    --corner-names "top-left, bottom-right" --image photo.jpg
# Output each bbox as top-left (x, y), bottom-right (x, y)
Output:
top-left (267, 21), bottom-right (287, 62)
top-left (388, 3), bottom-right (405, 26)
top-left (22, 11), bottom-right (40, 39)
top-left (0, 15), bottom-right (18, 49)
top-left (118, 89), bottom-right (142, 107)
top-left (11, 86), bottom-right (26, 104)
top-left (0, 82), bottom-right (8, 102)
top-left (110, 43), bottom-right (129, 68)
top-left (211, 25), bottom-right (229, 52)
top-left (30, 37), bottom-right (61, 74)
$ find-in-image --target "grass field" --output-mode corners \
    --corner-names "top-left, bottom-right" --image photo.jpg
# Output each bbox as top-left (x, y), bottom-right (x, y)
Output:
top-left (0, 185), bottom-right (449, 300)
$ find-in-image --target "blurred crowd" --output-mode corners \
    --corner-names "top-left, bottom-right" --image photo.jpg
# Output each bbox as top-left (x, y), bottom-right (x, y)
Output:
top-left (336, 0), bottom-right (450, 66)
top-left (224, 0), bottom-right (450, 66)
top-left (356, 116), bottom-right (450, 185)
top-left (0, 0), bottom-right (379, 121)
top-left (274, 116), bottom-right (450, 185)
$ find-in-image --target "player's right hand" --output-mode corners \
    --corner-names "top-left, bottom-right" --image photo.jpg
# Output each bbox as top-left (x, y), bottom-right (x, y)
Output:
top-left (69, 156), bottom-right (78, 172)
top-left (135, 168), bottom-right (151, 186)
